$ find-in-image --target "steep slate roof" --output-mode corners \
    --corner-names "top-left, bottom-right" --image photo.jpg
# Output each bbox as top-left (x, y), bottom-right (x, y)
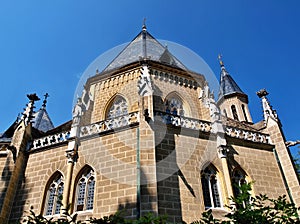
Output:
top-left (218, 60), bottom-right (246, 100)
top-left (103, 25), bottom-right (187, 72)
top-left (32, 108), bottom-right (54, 133)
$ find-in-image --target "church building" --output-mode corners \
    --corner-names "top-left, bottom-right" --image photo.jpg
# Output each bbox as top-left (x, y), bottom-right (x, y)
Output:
top-left (0, 25), bottom-right (299, 223)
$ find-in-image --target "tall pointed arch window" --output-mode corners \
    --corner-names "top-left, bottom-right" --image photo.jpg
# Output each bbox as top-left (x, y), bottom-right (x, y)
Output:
top-left (106, 96), bottom-right (128, 119)
top-left (232, 168), bottom-right (249, 208)
top-left (75, 167), bottom-right (95, 211)
top-left (231, 105), bottom-right (239, 121)
top-left (44, 173), bottom-right (64, 216)
top-left (201, 165), bottom-right (221, 208)
top-left (241, 104), bottom-right (248, 122)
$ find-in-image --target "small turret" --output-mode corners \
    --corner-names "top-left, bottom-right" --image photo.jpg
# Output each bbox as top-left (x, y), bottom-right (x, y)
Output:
top-left (217, 55), bottom-right (252, 123)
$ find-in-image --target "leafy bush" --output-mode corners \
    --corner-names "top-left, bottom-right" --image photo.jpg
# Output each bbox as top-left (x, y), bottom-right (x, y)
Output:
top-left (23, 183), bottom-right (300, 224)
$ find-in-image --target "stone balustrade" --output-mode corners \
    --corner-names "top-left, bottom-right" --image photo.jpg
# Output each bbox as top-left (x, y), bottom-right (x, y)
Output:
top-left (225, 126), bottom-right (271, 144)
top-left (80, 111), bottom-right (139, 138)
top-left (154, 111), bottom-right (211, 133)
top-left (30, 111), bottom-right (270, 150)
top-left (32, 131), bottom-right (70, 150)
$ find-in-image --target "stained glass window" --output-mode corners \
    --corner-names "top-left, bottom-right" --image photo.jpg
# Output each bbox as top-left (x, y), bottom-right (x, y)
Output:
top-left (201, 165), bottom-right (221, 208)
top-left (76, 168), bottom-right (95, 211)
top-left (45, 174), bottom-right (64, 216)
top-left (165, 97), bottom-right (184, 116)
top-left (232, 169), bottom-right (249, 208)
top-left (107, 96), bottom-right (128, 119)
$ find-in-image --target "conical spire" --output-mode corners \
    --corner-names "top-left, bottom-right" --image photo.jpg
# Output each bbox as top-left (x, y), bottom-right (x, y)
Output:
top-left (218, 55), bottom-right (245, 100)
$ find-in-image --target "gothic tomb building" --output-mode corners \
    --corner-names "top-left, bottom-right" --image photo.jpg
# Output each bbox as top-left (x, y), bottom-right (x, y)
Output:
top-left (0, 25), bottom-right (299, 223)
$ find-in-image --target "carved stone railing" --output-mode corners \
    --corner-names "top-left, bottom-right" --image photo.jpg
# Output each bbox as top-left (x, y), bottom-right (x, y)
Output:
top-left (80, 111), bottom-right (139, 138)
top-left (225, 126), bottom-right (271, 144)
top-left (155, 111), bottom-right (270, 144)
top-left (32, 131), bottom-right (71, 150)
top-left (154, 111), bottom-right (211, 133)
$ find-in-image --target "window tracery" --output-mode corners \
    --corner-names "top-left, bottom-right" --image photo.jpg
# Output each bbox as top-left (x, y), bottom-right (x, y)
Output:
top-left (165, 97), bottom-right (184, 116)
top-left (75, 168), bottom-right (95, 211)
top-left (44, 174), bottom-right (64, 216)
top-left (106, 96), bottom-right (128, 119)
top-left (201, 165), bottom-right (221, 208)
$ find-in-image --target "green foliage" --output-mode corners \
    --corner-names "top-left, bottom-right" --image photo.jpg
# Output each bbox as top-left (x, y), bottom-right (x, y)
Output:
top-left (293, 151), bottom-right (300, 179)
top-left (23, 208), bottom-right (167, 224)
top-left (198, 182), bottom-right (300, 224)
top-left (23, 184), bottom-right (300, 224)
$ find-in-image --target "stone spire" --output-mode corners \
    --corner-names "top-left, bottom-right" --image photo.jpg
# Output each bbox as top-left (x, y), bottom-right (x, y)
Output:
top-left (256, 89), bottom-right (278, 123)
top-left (21, 93), bottom-right (40, 126)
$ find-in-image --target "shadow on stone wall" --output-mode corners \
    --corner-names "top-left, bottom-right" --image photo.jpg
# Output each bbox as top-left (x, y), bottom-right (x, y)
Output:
top-left (0, 153), bottom-right (13, 212)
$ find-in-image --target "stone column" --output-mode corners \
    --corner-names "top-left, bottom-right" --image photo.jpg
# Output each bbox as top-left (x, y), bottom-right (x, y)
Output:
top-left (218, 146), bottom-right (234, 207)
top-left (61, 142), bottom-right (77, 216)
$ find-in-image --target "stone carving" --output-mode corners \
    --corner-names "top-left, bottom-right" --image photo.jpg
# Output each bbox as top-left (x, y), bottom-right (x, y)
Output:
top-left (225, 126), bottom-right (270, 144)
top-left (72, 98), bottom-right (84, 127)
top-left (151, 69), bottom-right (198, 89)
top-left (155, 111), bottom-right (211, 133)
top-left (138, 65), bottom-right (153, 96)
top-left (32, 131), bottom-right (70, 150)
top-left (80, 112), bottom-right (139, 138)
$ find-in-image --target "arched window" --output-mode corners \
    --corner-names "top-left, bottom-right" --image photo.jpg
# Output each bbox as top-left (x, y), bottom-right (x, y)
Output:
top-left (75, 167), bottom-right (95, 211)
top-left (106, 96), bottom-right (128, 119)
top-left (44, 173), bottom-right (64, 216)
top-left (223, 109), bottom-right (227, 117)
top-left (241, 104), bottom-right (248, 122)
top-left (232, 169), bottom-right (249, 208)
top-left (201, 165), bottom-right (221, 208)
top-left (165, 97), bottom-right (184, 116)
top-left (231, 105), bottom-right (239, 121)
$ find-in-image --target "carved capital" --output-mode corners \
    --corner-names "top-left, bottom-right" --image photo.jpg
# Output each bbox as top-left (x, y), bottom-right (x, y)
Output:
top-left (218, 145), bottom-right (230, 158)
top-left (66, 150), bottom-right (77, 163)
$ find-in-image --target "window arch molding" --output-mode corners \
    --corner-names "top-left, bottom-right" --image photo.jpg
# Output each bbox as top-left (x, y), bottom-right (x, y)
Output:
top-left (42, 171), bottom-right (65, 216)
top-left (231, 167), bottom-right (252, 208)
top-left (200, 163), bottom-right (223, 209)
top-left (73, 165), bottom-right (96, 212)
top-left (104, 94), bottom-right (129, 120)
top-left (164, 92), bottom-right (190, 117)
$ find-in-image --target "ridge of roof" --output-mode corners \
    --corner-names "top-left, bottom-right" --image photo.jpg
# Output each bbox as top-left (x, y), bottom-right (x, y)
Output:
top-left (103, 27), bottom-right (187, 72)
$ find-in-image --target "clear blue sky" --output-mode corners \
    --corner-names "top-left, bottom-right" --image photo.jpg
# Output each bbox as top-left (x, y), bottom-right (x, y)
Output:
top-left (0, 1), bottom-right (299, 155)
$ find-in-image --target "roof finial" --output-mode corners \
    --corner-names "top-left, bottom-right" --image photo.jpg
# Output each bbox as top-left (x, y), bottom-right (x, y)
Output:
top-left (218, 54), bottom-right (224, 67)
top-left (42, 93), bottom-right (49, 108)
top-left (142, 18), bottom-right (147, 31)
